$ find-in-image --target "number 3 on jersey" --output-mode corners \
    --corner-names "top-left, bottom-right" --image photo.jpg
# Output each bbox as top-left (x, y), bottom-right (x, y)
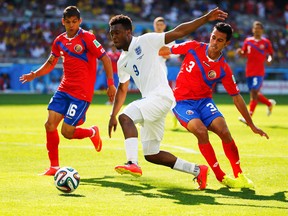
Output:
top-left (206, 102), bottom-right (217, 113)
top-left (186, 61), bottom-right (195, 73)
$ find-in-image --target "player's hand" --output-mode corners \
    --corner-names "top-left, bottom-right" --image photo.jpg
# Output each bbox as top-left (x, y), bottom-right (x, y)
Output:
top-left (107, 85), bottom-right (116, 102)
top-left (108, 115), bottom-right (117, 138)
top-left (236, 48), bottom-right (242, 55)
top-left (206, 7), bottom-right (228, 22)
top-left (250, 125), bottom-right (269, 139)
top-left (266, 55), bottom-right (272, 65)
top-left (19, 71), bottom-right (36, 84)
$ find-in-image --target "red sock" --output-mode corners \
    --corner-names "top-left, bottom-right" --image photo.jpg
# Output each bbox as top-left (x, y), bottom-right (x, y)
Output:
top-left (249, 99), bottom-right (258, 116)
top-left (46, 130), bottom-right (59, 167)
top-left (222, 139), bottom-right (242, 177)
top-left (258, 93), bottom-right (271, 106)
top-left (198, 143), bottom-right (225, 181)
top-left (72, 127), bottom-right (93, 139)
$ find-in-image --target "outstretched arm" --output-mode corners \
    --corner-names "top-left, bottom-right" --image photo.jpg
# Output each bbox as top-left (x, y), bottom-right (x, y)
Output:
top-left (19, 54), bottom-right (58, 83)
top-left (165, 7), bottom-right (228, 44)
top-left (232, 94), bottom-right (269, 139)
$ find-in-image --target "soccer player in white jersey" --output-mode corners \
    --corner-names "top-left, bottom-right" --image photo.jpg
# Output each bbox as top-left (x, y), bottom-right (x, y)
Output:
top-left (108, 8), bottom-right (228, 190)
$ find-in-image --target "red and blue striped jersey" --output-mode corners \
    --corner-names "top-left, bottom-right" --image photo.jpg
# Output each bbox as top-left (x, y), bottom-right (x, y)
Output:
top-left (51, 28), bottom-right (106, 102)
top-left (241, 36), bottom-right (273, 77)
top-left (171, 40), bottom-right (239, 101)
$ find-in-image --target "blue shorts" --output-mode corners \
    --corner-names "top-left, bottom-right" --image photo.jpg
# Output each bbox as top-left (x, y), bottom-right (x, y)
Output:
top-left (47, 91), bottom-right (90, 126)
top-left (247, 76), bottom-right (263, 91)
top-left (172, 98), bottom-right (223, 128)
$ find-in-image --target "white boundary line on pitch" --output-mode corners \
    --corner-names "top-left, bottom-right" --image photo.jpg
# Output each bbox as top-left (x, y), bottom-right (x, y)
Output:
top-left (1, 141), bottom-right (288, 158)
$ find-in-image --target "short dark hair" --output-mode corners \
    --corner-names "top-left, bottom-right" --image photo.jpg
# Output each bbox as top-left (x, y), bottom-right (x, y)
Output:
top-left (63, 6), bottom-right (80, 19)
top-left (109, 14), bottom-right (133, 31)
top-left (214, 22), bottom-right (233, 41)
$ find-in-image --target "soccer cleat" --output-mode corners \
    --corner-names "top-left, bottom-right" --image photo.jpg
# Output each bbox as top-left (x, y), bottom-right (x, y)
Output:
top-left (193, 165), bottom-right (209, 190)
top-left (267, 99), bottom-right (276, 116)
top-left (238, 117), bottom-right (247, 125)
top-left (90, 126), bottom-right (102, 152)
top-left (39, 167), bottom-right (59, 176)
top-left (220, 175), bottom-right (238, 188)
top-left (234, 173), bottom-right (254, 188)
top-left (115, 161), bottom-right (142, 177)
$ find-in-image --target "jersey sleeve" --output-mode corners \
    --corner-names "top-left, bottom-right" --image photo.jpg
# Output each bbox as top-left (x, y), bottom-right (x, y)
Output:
top-left (221, 63), bottom-right (240, 96)
top-left (51, 36), bottom-right (60, 57)
top-left (142, 33), bottom-right (165, 51)
top-left (266, 38), bottom-right (274, 55)
top-left (85, 32), bottom-right (106, 59)
top-left (117, 54), bottom-right (130, 84)
top-left (171, 40), bottom-right (199, 55)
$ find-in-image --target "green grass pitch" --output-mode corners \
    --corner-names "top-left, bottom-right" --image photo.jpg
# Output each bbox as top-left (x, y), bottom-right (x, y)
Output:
top-left (0, 93), bottom-right (287, 215)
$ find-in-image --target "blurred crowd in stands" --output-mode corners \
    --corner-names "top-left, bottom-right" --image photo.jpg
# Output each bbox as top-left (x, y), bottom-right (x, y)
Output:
top-left (0, 0), bottom-right (287, 65)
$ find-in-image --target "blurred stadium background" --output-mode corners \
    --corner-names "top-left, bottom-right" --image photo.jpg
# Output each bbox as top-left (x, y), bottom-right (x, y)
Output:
top-left (0, 0), bottom-right (287, 95)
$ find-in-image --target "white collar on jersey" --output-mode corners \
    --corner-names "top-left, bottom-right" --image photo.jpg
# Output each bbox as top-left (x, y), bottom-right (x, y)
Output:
top-left (65, 28), bottom-right (82, 41)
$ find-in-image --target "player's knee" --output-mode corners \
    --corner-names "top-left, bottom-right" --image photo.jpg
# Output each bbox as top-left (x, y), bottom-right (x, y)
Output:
top-left (45, 121), bottom-right (57, 131)
top-left (218, 128), bottom-right (231, 139)
top-left (61, 131), bottom-right (73, 139)
top-left (144, 154), bottom-right (158, 163)
top-left (118, 113), bottom-right (133, 126)
top-left (193, 126), bottom-right (208, 138)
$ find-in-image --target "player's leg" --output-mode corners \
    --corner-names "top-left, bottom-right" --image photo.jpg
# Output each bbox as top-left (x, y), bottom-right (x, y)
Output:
top-left (174, 99), bottom-right (224, 182)
top-left (257, 93), bottom-right (276, 116)
top-left (115, 95), bottom-right (175, 177)
top-left (114, 101), bottom-right (143, 177)
top-left (239, 76), bottom-right (261, 124)
top-left (209, 117), bottom-right (254, 188)
top-left (142, 120), bottom-right (208, 190)
top-left (60, 95), bottom-right (102, 152)
top-left (248, 76), bottom-right (263, 116)
top-left (40, 92), bottom-right (67, 175)
top-left (208, 117), bottom-right (242, 177)
top-left (41, 109), bottom-right (63, 175)
top-left (249, 88), bottom-right (259, 116)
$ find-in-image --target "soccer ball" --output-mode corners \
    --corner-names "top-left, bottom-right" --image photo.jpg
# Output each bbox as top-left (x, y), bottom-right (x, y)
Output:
top-left (54, 167), bottom-right (80, 193)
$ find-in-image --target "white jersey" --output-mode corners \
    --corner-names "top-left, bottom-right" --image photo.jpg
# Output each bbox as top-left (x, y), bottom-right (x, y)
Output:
top-left (117, 33), bottom-right (174, 100)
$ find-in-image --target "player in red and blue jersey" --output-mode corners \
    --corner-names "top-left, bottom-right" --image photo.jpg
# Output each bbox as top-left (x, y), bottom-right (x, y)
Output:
top-left (20, 6), bottom-right (116, 175)
top-left (159, 22), bottom-right (269, 188)
top-left (237, 21), bottom-right (275, 124)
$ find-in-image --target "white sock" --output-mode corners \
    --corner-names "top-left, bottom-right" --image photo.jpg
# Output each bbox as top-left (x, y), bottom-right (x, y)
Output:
top-left (173, 158), bottom-right (199, 176)
top-left (125, 137), bottom-right (138, 164)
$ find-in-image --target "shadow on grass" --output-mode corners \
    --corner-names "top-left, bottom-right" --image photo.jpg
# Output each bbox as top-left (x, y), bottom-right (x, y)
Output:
top-left (267, 125), bottom-right (288, 130)
top-left (59, 193), bottom-right (85, 197)
top-left (81, 176), bottom-right (287, 209)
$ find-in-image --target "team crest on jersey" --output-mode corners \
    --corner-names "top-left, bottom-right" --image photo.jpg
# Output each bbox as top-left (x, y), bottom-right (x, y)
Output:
top-left (186, 110), bottom-right (194, 115)
top-left (260, 44), bottom-right (265, 50)
top-left (74, 44), bottom-right (83, 53)
top-left (207, 70), bottom-right (216, 79)
top-left (135, 46), bottom-right (142, 55)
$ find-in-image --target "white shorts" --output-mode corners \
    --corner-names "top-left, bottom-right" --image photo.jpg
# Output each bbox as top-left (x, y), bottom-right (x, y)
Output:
top-left (122, 95), bottom-right (173, 155)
